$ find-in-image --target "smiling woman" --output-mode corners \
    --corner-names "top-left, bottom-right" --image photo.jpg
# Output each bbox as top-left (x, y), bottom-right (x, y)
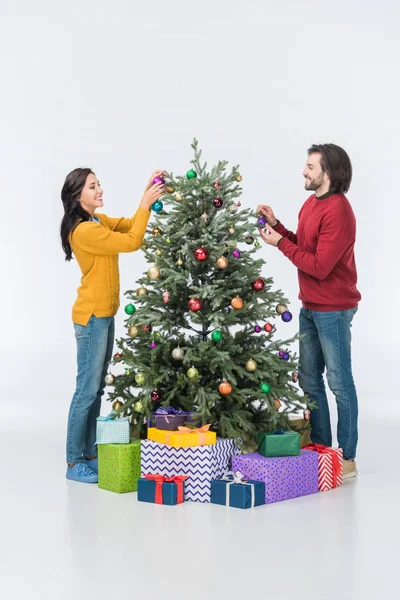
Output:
top-left (60, 167), bottom-right (165, 483)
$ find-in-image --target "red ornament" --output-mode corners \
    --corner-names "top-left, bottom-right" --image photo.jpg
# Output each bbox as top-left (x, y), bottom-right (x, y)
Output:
top-left (194, 247), bottom-right (209, 262)
top-left (214, 182), bottom-right (220, 190)
top-left (151, 390), bottom-right (161, 402)
top-left (213, 197), bottom-right (223, 208)
top-left (141, 324), bottom-right (153, 333)
top-left (188, 298), bottom-right (202, 312)
top-left (237, 202), bottom-right (242, 207)
top-left (113, 353), bottom-right (122, 361)
top-left (251, 278), bottom-right (265, 292)
top-left (264, 322), bottom-right (273, 333)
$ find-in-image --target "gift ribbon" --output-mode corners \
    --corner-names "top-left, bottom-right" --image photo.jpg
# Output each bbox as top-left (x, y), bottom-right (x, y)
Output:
top-left (144, 474), bottom-right (188, 504)
top-left (97, 414), bottom-right (129, 422)
top-left (166, 424), bottom-right (211, 446)
top-left (222, 471), bottom-right (255, 508)
top-left (303, 444), bottom-right (342, 487)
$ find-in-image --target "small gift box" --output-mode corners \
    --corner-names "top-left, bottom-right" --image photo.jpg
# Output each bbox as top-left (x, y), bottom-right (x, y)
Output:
top-left (96, 415), bottom-right (130, 444)
top-left (257, 430), bottom-right (300, 457)
top-left (137, 474), bottom-right (188, 505)
top-left (211, 471), bottom-right (265, 509)
top-left (98, 440), bottom-right (141, 493)
top-left (147, 425), bottom-right (216, 448)
top-left (151, 408), bottom-right (200, 431)
top-left (302, 444), bottom-right (343, 491)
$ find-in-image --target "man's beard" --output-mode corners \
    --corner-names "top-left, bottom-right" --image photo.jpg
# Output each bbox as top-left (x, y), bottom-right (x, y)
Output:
top-left (304, 174), bottom-right (325, 191)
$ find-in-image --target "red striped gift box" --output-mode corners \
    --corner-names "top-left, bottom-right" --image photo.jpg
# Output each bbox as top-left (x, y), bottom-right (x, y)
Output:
top-left (303, 444), bottom-right (343, 491)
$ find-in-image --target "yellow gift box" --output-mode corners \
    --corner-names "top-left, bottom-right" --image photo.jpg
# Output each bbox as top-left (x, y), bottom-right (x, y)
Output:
top-left (147, 424), bottom-right (216, 448)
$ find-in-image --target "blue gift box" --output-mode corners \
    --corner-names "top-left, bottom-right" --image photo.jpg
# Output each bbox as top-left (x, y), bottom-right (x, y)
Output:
top-left (211, 473), bottom-right (265, 509)
top-left (137, 476), bottom-right (187, 506)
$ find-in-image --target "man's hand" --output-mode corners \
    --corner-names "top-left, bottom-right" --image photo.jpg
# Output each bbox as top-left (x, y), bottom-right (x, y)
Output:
top-left (256, 204), bottom-right (278, 227)
top-left (258, 226), bottom-right (283, 247)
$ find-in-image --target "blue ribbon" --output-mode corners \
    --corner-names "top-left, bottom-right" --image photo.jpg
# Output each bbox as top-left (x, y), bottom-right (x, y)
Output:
top-left (155, 407), bottom-right (188, 415)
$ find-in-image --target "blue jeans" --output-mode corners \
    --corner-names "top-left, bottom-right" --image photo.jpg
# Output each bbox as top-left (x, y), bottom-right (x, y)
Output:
top-left (66, 315), bottom-right (115, 464)
top-left (298, 307), bottom-right (358, 460)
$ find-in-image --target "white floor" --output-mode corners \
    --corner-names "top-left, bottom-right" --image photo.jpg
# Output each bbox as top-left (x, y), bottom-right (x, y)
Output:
top-left (1, 417), bottom-right (398, 600)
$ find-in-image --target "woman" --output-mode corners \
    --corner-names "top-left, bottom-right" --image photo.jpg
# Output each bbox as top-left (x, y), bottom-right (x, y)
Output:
top-left (60, 167), bottom-right (164, 483)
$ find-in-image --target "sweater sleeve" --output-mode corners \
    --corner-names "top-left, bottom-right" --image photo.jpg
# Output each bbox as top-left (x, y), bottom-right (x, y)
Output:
top-left (97, 213), bottom-right (133, 233)
top-left (274, 221), bottom-right (297, 245)
top-left (278, 210), bottom-right (355, 280)
top-left (72, 208), bottom-right (150, 255)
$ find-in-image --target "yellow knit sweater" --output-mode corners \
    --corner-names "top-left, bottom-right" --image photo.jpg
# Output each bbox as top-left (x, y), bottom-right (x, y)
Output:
top-left (70, 208), bottom-right (150, 325)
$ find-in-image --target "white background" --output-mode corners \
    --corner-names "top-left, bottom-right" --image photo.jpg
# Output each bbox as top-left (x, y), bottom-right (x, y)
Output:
top-left (1, 0), bottom-right (399, 435)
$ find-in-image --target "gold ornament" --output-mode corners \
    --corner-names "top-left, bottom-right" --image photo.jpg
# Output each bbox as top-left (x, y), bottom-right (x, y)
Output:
top-left (175, 193), bottom-right (183, 201)
top-left (165, 185), bottom-right (175, 194)
top-left (176, 257), bottom-right (183, 266)
top-left (128, 325), bottom-right (139, 338)
top-left (245, 359), bottom-right (257, 372)
top-left (228, 227), bottom-right (235, 234)
top-left (236, 174), bottom-right (243, 182)
top-left (155, 248), bottom-right (163, 256)
top-left (148, 265), bottom-right (161, 280)
top-left (112, 400), bottom-right (124, 411)
top-left (136, 287), bottom-right (149, 297)
top-left (231, 296), bottom-right (244, 310)
top-left (152, 227), bottom-right (163, 237)
top-left (276, 303), bottom-right (288, 315)
top-left (216, 256), bottom-right (229, 269)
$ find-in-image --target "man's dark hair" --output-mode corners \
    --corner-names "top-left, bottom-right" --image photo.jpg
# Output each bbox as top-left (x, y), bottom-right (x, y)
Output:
top-left (308, 143), bottom-right (352, 194)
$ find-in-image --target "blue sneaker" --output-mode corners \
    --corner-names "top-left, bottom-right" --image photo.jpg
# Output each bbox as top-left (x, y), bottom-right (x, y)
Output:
top-left (83, 457), bottom-right (98, 472)
top-left (66, 463), bottom-right (98, 483)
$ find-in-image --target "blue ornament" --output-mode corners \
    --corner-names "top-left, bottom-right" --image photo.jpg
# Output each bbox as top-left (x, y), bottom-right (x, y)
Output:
top-left (152, 200), bottom-right (164, 213)
top-left (281, 311), bottom-right (293, 323)
top-left (283, 352), bottom-right (290, 361)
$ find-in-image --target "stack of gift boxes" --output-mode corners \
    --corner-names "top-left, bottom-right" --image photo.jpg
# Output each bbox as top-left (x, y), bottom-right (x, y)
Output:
top-left (95, 409), bottom-right (343, 509)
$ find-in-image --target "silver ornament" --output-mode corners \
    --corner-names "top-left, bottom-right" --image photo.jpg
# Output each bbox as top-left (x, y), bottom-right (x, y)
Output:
top-left (172, 347), bottom-right (184, 360)
top-left (105, 373), bottom-right (115, 385)
top-left (229, 204), bottom-right (239, 214)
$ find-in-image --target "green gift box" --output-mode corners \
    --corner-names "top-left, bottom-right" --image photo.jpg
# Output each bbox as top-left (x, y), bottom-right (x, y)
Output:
top-left (257, 431), bottom-right (300, 458)
top-left (98, 440), bottom-right (141, 493)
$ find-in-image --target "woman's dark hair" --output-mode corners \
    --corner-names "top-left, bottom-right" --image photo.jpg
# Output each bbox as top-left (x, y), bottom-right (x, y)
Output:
top-left (60, 168), bottom-right (94, 261)
top-left (308, 144), bottom-right (352, 194)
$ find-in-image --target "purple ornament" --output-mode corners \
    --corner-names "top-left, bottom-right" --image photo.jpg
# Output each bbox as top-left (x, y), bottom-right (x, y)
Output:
top-left (279, 350), bottom-right (285, 358)
top-left (254, 325), bottom-right (262, 333)
top-left (281, 311), bottom-right (293, 323)
top-left (232, 249), bottom-right (241, 259)
top-left (153, 176), bottom-right (165, 185)
top-left (257, 215), bottom-right (267, 226)
top-left (150, 342), bottom-right (157, 349)
top-left (283, 352), bottom-right (290, 361)
top-left (213, 197), bottom-right (224, 208)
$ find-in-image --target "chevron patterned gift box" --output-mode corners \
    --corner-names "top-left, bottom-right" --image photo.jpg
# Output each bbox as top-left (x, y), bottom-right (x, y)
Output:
top-left (141, 438), bottom-right (241, 503)
top-left (302, 444), bottom-right (343, 491)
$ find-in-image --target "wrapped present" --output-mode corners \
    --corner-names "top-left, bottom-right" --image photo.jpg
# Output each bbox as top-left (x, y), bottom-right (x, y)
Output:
top-left (141, 438), bottom-right (241, 502)
top-left (257, 430), bottom-right (300, 457)
top-left (232, 450), bottom-right (318, 504)
top-left (137, 474), bottom-right (188, 505)
top-left (147, 425), bottom-right (216, 448)
top-left (211, 471), bottom-right (265, 509)
top-left (151, 408), bottom-right (200, 431)
top-left (98, 440), bottom-right (140, 493)
top-left (96, 415), bottom-right (130, 444)
top-left (302, 444), bottom-right (343, 491)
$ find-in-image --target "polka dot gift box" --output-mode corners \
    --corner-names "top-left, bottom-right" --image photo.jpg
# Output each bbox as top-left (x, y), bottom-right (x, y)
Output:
top-left (232, 450), bottom-right (318, 504)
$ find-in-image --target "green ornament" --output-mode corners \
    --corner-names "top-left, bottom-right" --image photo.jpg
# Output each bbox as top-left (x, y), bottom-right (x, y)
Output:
top-left (155, 332), bottom-right (162, 338)
top-left (211, 330), bottom-right (223, 342)
top-left (134, 400), bottom-right (143, 413)
top-left (254, 241), bottom-right (260, 248)
top-left (124, 303), bottom-right (136, 315)
top-left (135, 372), bottom-right (146, 385)
top-left (186, 169), bottom-right (197, 180)
top-left (166, 237), bottom-right (171, 244)
top-left (187, 366), bottom-right (199, 379)
top-left (260, 382), bottom-right (271, 394)
top-left (125, 370), bottom-right (131, 376)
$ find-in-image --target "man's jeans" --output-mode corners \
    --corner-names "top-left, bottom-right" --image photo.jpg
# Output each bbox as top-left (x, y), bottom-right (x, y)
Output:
top-left (299, 307), bottom-right (358, 460)
top-left (66, 315), bottom-right (115, 464)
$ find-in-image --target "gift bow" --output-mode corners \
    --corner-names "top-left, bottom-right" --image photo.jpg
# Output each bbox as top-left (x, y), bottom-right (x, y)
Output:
top-left (155, 407), bottom-right (187, 415)
top-left (144, 474), bottom-right (188, 504)
top-left (303, 444), bottom-right (342, 487)
top-left (222, 471), bottom-right (255, 508)
top-left (166, 424), bottom-right (211, 446)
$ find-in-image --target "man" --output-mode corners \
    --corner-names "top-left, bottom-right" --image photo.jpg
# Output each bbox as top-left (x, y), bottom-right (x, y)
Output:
top-left (258, 143), bottom-right (361, 479)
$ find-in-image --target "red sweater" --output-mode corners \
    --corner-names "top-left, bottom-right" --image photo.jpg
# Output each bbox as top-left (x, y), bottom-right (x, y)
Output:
top-left (276, 193), bottom-right (361, 311)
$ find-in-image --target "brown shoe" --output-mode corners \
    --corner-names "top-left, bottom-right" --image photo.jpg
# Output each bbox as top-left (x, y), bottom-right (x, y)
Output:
top-left (343, 459), bottom-right (358, 480)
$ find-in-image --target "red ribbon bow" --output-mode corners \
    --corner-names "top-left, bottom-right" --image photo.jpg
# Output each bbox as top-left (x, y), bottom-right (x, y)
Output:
top-left (144, 474), bottom-right (188, 504)
top-left (303, 444), bottom-right (342, 487)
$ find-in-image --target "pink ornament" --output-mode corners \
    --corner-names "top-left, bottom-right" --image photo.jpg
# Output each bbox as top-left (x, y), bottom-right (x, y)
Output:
top-left (162, 290), bottom-right (170, 303)
top-left (254, 325), bottom-right (262, 333)
top-left (150, 342), bottom-right (157, 349)
top-left (214, 182), bottom-right (220, 190)
top-left (153, 176), bottom-right (165, 185)
top-left (232, 249), bottom-right (241, 259)
top-left (304, 409), bottom-right (311, 421)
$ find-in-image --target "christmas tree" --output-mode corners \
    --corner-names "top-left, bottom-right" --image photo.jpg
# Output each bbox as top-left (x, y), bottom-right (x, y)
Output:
top-left (106, 140), bottom-right (309, 448)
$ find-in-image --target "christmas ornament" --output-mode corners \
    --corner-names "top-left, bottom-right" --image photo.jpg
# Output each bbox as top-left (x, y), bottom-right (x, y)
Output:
top-left (236, 174), bottom-right (243, 182)
top-left (274, 399), bottom-right (281, 411)
top-left (254, 241), bottom-right (261, 248)
top-left (229, 204), bottom-right (239, 214)
top-left (147, 265), bottom-right (160, 280)
top-left (211, 330), bottom-right (223, 342)
top-left (135, 372), bottom-right (146, 385)
top-left (134, 400), bottom-right (143, 413)
top-left (152, 227), bottom-right (163, 237)
top-left (165, 185), bottom-right (174, 194)
top-left (257, 215), bottom-right (267, 226)
top-left (186, 169), bottom-right (197, 179)
top-left (175, 193), bottom-right (183, 201)
top-left (254, 325), bottom-right (262, 333)
top-left (172, 347), bottom-right (184, 360)
top-left (283, 352), bottom-right (290, 361)
top-left (136, 287), bottom-right (149, 297)
top-left (105, 373), bottom-right (115, 385)
top-left (245, 235), bottom-right (254, 245)
top-left (219, 381), bottom-right (232, 395)
top-left (162, 290), bottom-right (170, 303)
top-left (194, 247), bottom-right (209, 262)
top-left (188, 298), bottom-right (202, 312)
top-left (200, 212), bottom-right (209, 223)
top-left (166, 237), bottom-right (171, 244)
top-left (276, 303), bottom-right (288, 315)
top-left (128, 325), bottom-right (139, 338)
top-left (278, 350), bottom-right (285, 358)
top-left (232, 249), bottom-right (241, 259)
top-left (228, 227), bottom-right (235, 234)
top-left (155, 332), bottom-right (162, 337)
top-left (264, 322), bottom-right (273, 333)
top-left (187, 367), bottom-right (199, 379)
top-left (214, 182), bottom-right (220, 190)
top-left (246, 359), bottom-right (257, 372)
top-left (216, 256), bottom-right (229, 269)
top-left (125, 369), bottom-right (131, 375)
top-left (213, 197), bottom-right (223, 208)
top-left (124, 303), bottom-right (136, 315)
top-left (304, 408), bottom-right (311, 421)
top-left (153, 176), bottom-right (165, 185)
top-left (292, 371), bottom-right (299, 383)
top-left (176, 257), bottom-right (183, 266)
top-left (155, 248), bottom-right (163, 256)
top-left (141, 324), bottom-right (152, 333)
top-left (260, 382), bottom-right (271, 394)
top-left (282, 311), bottom-right (293, 323)
top-left (151, 390), bottom-right (161, 402)
top-left (151, 200), bottom-right (164, 213)
top-left (237, 202), bottom-right (242, 207)
top-left (231, 296), bottom-right (244, 309)
top-left (150, 342), bottom-right (157, 349)
top-left (251, 278), bottom-right (265, 292)
top-left (112, 400), bottom-right (124, 411)
top-left (114, 353), bottom-right (122, 361)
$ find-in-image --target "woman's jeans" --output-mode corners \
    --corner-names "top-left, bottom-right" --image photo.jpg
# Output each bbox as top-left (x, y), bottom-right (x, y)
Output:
top-left (66, 315), bottom-right (115, 464)
top-left (299, 307), bottom-right (358, 460)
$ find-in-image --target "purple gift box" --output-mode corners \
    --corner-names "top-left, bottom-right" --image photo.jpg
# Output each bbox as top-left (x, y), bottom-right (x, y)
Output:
top-left (151, 408), bottom-right (200, 431)
top-left (232, 450), bottom-right (318, 504)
